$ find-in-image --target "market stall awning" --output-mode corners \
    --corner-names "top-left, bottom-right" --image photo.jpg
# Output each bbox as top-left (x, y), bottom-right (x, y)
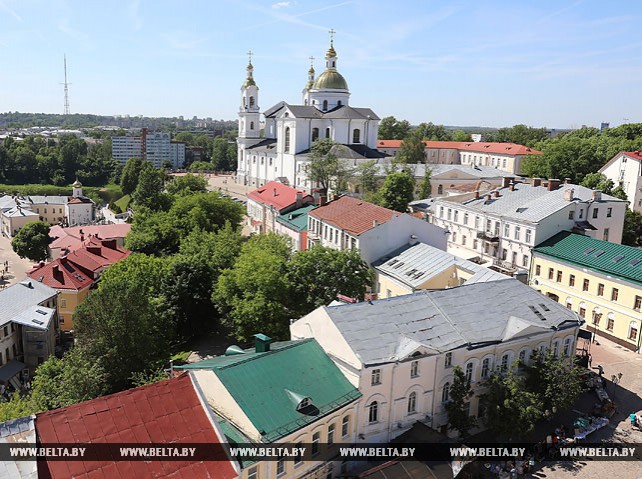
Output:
top-left (0, 360), bottom-right (27, 383)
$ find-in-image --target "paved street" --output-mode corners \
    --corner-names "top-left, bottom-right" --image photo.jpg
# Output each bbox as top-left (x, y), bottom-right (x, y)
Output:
top-left (0, 233), bottom-right (36, 289)
top-left (531, 335), bottom-right (642, 479)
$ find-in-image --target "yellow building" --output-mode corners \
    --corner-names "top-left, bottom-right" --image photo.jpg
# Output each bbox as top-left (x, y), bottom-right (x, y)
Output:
top-left (373, 241), bottom-right (508, 298)
top-left (530, 231), bottom-right (642, 352)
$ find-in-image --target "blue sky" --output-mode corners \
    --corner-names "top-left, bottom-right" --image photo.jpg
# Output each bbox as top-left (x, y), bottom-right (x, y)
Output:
top-left (1, 0), bottom-right (640, 128)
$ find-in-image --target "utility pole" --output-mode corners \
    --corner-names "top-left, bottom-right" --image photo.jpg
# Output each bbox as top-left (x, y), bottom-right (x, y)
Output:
top-left (62, 54), bottom-right (71, 115)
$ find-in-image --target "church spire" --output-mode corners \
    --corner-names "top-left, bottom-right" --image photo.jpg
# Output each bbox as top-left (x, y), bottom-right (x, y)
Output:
top-left (306, 56), bottom-right (315, 90)
top-left (242, 50), bottom-right (257, 88)
top-left (325, 29), bottom-right (337, 70)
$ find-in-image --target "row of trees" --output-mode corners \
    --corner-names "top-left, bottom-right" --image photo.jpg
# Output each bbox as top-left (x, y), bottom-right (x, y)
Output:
top-left (378, 116), bottom-right (472, 142)
top-left (173, 133), bottom-right (237, 171)
top-left (446, 352), bottom-right (585, 440)
top-left (0, 135), bottom-right (117, 186)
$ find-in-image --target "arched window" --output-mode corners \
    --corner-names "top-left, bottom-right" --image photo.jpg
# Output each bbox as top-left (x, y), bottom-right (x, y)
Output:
top-left (442, 383), bottom-right (450, 403)
top-left (325, 127), bottom-right (331, 139)
top-left (352, 129), bottom-right (361, 143)
top-left (501, 353), bottom-right (509, 372)
top-left (519, 349), bottom-right (527, 364)
top-left (368, 401), bottom-right (378, 423)
top-left (481, 358), bottom-right (490, 379)
top-left (312, 128), bottom-right (319, 142)
top-left (249, 96), bottom-right (255, 108)
top-left (284, 127), bottom-right (291, 153)
top-left (465, 362), bottom-right (473, 383)
top-left (243, 97), bottom-right (247, 108)
top-left (552, 340), bottom-right (560, 357)
top-left (323, 100), bottom-right (328, 111)
top-left (250, 121), bottom-right (254, 130)
top-left (407, 392), bottom-right (417, 413)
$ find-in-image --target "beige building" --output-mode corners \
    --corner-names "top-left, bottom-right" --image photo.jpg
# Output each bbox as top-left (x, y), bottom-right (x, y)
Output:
top-left (531, 231), bottom-right (642, 352)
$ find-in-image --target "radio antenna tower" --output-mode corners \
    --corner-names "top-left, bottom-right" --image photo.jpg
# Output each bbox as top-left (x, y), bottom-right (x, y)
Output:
top-left (62, 54), bottom-right (71, 115)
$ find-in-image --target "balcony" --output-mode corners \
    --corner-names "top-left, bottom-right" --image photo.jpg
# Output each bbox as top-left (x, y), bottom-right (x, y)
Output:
top-left (476, 231), bottom-right (499, 243)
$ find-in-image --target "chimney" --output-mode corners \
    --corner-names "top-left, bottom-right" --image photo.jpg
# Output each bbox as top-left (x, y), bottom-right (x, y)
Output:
top-left (80, 234), bottom-right (84, 241)
top-left (486, 194), bottom-right (492, 200)
top-left (532, 177), bottom-right (542, 187)
top-left (592, 190), bottom-right (602, 201)
top-left (373, 219), bottom-right (379, 228)
top-left (318, 195), bottom-right (327, 206)
top-left (502, 177), bottom-right (514, 188)
top-left (273, 188), bottom-right (277, 196)
top-left (564, 178), bottom-right (572, 184)
top-left (548, 179), bottom-right (561, 191)
top-left (295, 192), bottom-right (303, 208)
top-left (564, 188), bottom-right (574, 202)
top-left (254, 333), bottom-right (272, 353)
top-left (474, 190), bottom-right (480, 199)
top-left (409, 234), bottom-right (418, 246)
top-left (493, 190), bottom-right (500, 198)
top-left (509, 181), bottom-right (515, 191)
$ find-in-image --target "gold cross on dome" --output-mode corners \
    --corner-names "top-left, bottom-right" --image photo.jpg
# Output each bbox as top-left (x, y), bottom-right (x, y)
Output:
top-left (309, 55), bottom-right (315, 67)
top-left (328, 29), bottom-right (335, 44)
top-left (247, 50), bottom-right (253, 64)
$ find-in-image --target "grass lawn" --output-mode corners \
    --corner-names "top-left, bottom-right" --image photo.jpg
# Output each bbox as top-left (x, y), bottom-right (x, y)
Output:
top-left (113, 194), bottom-right (130, 212)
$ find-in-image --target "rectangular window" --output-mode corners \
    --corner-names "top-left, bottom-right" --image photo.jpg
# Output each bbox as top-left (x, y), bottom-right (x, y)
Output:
top-left (410, 360), bottom-right (419, 378)
top-left (328, 424), bottom-right (335, 445)
top-left (569, 275), bottom-right (575, 287)
top-left (607, 207), bottom-right (612, 218)
top-left (371, 369), bottom-right (381, 385)
top-left (453, 210), bottom-right (459, 223)
top-left (579, 307), bottom-right (586, 319)
top-left (611, 288), bottom-right (619, 301)
top-left (603, 228), bottom-right (609, 241)
top-left (522, 255), bottom-right (529, 267)
top-left (312, 432), bottom-right (320, 456)
top-left (629, 326), bottom-right (638, 341)
top-left (512, 251), bottom-right (517, 265)
top-left (248, 467), bottom-right (258, 479)
top-left (583, 279), bottom-right (589, 291)
top-left (556, 271), bottom-right (562, 283)
top-left (592, 208), bottom-right (598, 219)
top-left (535, 265), bottom-right (541, 276)
top-left (607, 318), bottom-right (615, 331)
top-left (473, 239), bottom-right (478, 249)
top-left (452, 232), bottom-right (457, 243)
top-left (568, 210), bottom-right (574, 220)
top-left (597, 283), bottom-right (604, 296)
top-left (514, 226), bottom-right (520, 240)
top-left (463, 213), bottom-right (469, 224)
top-left (277, 458), bottom-right (285, 475)
top-left (444, 352), bottom-right (452, 368)
top-left (592, 312), bottom-right (601, 326)
top-left (294, 443), bottom-right (303, 465)
top-left (475, 216), bottom-right (480, 229)
top-left (634, 295), bottom-right (642, 311)
top-left (447, 209), bottom-right (452, 220)
top-left (462, 235), bottom-right (467, 246)
top-left (486, 219), bottom-right (492, 232)
top-left (548, 268), bottom-right (554, 280)
top-left (439, 206), bottom-right (444, 218)
top-left (579, 209), bottom-right (584, 219)
top-left (525, 229), bottom-right (532, 243)
top-left (494, 222), bottom-right (500, 237)
top-left (504, 224), bottom-right (510, 237)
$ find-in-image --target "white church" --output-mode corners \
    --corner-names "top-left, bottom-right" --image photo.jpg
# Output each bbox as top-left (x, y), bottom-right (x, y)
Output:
top-left (236, 35), bottom-right (385, 191)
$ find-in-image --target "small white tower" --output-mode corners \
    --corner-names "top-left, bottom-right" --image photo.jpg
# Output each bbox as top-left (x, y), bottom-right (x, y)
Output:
top-left (308, 29), bottom-right (350, 111)
top-left (72, 179), bottom-right (83, 198)
top-left (239, 50), bottom-right (260, 141)
top-left (302, 56), bottom-right (315, 105)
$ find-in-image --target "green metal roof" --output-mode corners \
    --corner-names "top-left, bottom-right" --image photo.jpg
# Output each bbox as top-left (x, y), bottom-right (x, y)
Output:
top-left (275, 204), bottom-right (316, 231)
top-left (533, 231), bottom-right (642, 285)
top-left (178, 339), bottom-right (361, 442)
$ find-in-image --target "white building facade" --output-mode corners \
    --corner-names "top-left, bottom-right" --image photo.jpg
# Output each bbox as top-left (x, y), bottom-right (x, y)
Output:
top-left (236, 39), bottom-right (381, 191)
top-left (112, 132), bottom-right (185, 168)
top-left (599, 151), bottom-right (642, 213)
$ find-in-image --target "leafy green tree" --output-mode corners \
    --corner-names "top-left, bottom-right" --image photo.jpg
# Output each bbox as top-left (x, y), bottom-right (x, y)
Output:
top-left (212, 137), bottom-right (233, 170)
top-left (132, 163), bottom-right (165, 209)
top-left (30, 347), bottom-right (107, 410)
top-left (610, 185), bottom-right (627, 200)
top-left (0, 392), bottom-right (40, 422)
top-left (170, 192), bottom-right (245, 236)
top-left (73, 272), bottom-right (173, 392)
top-left (125, 209), bottom-right (182, 255)
top-left (415, 122), bottom-right (451, 141)
top-left (479, 367), bottom-right (543, 440)
top-left (580, 172), bottom-right (614, 194)
top-left (418, 166), bottom-right (432, 198)
top-left (178, 223), bottom-right (244, 273)
top-left (288, 246), bottom-right (373, 317)
top-left (397, 130), bottom-right (426, 164)
top-left (524, 351), bottom-right (585, 414)
top-left (214, 234), bottom-right (293, 341)
top-left (305, 139), bottom-right (351, 196)
top-left (188, 161), bottom-right (216, 172)
top-left (378, 116), bottom-right (411, 140)
top-left (174, 132), bottom-right (195, 145)
top-left (377, 171), bottom-right (415, 212)
top-left (11, 221), bottom-right (51, 262)
top-left (129, 369), bottom-right (169, 388)
top-left (492, 124), bottom-right (548, 147)
top-left (445, 366), bottom-right (477, 439)
top-left (451, 130), bottom-right (472, 141)
top-left (622, 209), bottom-right (642, 246)
top-left (166, 173), bottom-right (208, 196)
top-left (120, 157), bottom-right (143, 195)
top-left (354, 160), bottom-right (379, 195)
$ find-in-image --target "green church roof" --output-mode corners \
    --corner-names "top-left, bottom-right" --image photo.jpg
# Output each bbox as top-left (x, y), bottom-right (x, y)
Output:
top-left (533, 231), bottom-right (642, 285)
top-left (275, 204), bottom-right (316, 231)
top-left (177, 338), bottom-right (361, 442)
top-left (312, 70), bottom-right (348, 90)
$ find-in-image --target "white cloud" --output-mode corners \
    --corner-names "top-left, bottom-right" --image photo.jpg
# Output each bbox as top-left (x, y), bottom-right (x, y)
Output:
top-left (271, 1), bottom-right (290, 8)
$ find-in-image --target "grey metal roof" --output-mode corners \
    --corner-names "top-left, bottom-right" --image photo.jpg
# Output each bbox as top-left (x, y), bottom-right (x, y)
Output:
top-left (438, 183), bottom-right (625, 223)
top-left (0, 415), bottom-right (37, 479)
top-left (322, 280), bottom-right (580, 365)
top-left (264, 102), bottom-right (380, 121)
top-left (26, 195), bottom-right (69, 205)
top-left (0, 280), bottom-right (57, 327)
top-left (2, 207), bottom-right (39, 218)
top-left (11, 305), bottom-right (55, 331)
top-left (373, 163), bottom-right (515, 179)
top-left (246, 138), bottom-right (277, 151)
top-left (373, 242), bottom-right (507, 289)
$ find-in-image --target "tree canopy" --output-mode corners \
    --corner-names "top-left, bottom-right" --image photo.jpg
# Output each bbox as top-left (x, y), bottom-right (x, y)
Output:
top-left (378, 116), bottom-right (412, 140)
top-left (377, 171), bottom-right (415, 212)
top-left (11, 221), bottom-right (51, 262)
top-left (304, 139), bottom-right (351, 196)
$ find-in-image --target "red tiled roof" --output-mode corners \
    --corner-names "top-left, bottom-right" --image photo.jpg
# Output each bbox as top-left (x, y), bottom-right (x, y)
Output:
top-left (35, 374), bottom-right (238, 479)
top-left (247, 181), bottom-right (312, 211)
top-left (65, 237), bottom-right (131, 275)
top-left (600, 150), bottom-right (642, 172)
top-left (376, 140), bottom-right (541, 156)
top-left (27, 257), bottom-right (92, 291)
top-left (49, 224), bottom-right (131, 253)
top-left (309, 196), bottom-right (400, 235)
top-left (67, 196), bottom-right (93, 204)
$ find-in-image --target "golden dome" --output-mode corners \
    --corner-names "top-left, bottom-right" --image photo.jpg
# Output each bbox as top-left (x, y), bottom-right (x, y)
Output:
top-left (312, 70), bottom-right (348, 90)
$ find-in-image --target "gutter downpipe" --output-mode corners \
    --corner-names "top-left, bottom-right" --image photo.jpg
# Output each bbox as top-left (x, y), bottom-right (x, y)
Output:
top-left (386, 362), bottom-right (398, 442)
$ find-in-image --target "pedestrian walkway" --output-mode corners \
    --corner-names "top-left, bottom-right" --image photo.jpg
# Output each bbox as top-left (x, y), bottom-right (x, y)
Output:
top-left (206, 174), bottom-right (253, 198)
top-left (0, 233), bottom-right (36, 289)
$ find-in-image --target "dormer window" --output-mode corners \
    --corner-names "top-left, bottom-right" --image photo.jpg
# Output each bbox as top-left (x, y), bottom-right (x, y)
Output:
top-left (323, 100), bottom-right (328, 111)
top-left (297, 397), bottom-right (312, 411)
